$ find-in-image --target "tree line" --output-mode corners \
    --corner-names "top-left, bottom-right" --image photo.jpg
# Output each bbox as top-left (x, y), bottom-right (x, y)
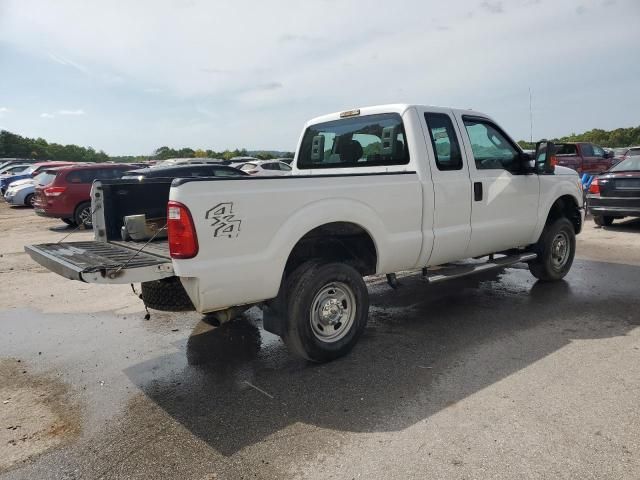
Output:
top-left (517, 125), bottom-right (640, 150)
top-left (0, 130), bottom-right (110, 163)
top-left (0, 129), bottom-right (294, 163)
top-left (4, 124), bottom-right (639, 164)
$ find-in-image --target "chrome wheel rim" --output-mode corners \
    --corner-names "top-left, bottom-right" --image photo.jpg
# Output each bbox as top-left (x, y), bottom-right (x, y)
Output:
top-left (551, 232), bottom-right (570, 270)
top-left (79, 207), bottom-right (92, 226)
top-left (310, 282), bottom-right (356, 343)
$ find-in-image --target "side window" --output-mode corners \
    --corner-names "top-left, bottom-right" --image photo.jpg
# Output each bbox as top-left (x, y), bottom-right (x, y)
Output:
top-left (592, 145), bottom-right (604, 157)
top-left (213, 168), bottom-right (238, 177)
top-left (424, 113), bottom-right (463, 171)
top-left (279, 163), bottom-right (292, 171)
top-left (66, 170), bottom-right (90, 183)
top-left (463, 117), bottom-right (519, 171)
top-left (581, 144), bottom-right (594, 157)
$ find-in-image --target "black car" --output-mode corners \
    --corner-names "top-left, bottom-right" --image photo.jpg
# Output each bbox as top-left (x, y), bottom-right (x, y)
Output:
top-left (122, 164), bottom-right (248, 180)
top-left (587, 155), bottom-right (640, 226)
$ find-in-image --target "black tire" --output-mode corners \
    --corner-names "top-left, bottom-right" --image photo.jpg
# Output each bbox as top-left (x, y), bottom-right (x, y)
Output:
top-left (74, 201), bottom-right (93, 228)
top-left (593, 215), bottom-right (614, 227)
top-left (281, 261), bottom-right (369, 362)
top-left (62, 218), bottom-right (76, 226)
top-left (529, 217), bottom-right (576, 282)
top-left (140, 277), bottom-right (195, 312)
top-left (24, 193), bottom-right (35, 208)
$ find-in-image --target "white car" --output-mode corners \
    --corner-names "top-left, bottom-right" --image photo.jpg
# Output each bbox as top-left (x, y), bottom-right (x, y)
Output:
top-left (27, 104), bottom-right (583, 363)
top-left (0, 163), bottom-right (31, 179)
top-left (238, 160), bottom-right (292, 176)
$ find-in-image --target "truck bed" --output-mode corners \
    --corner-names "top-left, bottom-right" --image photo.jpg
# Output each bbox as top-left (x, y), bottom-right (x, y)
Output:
top-left (110, 239), bottom-right (170, 259)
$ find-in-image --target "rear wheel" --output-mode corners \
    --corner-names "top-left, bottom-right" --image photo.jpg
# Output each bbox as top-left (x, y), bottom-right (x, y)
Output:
top-left (140, 278), bottom-right (195, 311)
top-left (24, 193), bottom-right (35, 208)
top-left (74, 201), bottom-right (93, 228)
top-left (529, 217), bottom-right (576, 282)
top-left (280, 261), bottom-right (369, 362)
top-left (593, 215), bottom-right (614, 227)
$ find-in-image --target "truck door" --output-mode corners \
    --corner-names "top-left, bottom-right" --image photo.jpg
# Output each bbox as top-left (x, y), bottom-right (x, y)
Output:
top-left (419, 108), bottom-right (472, 265)
top-left (454, 114), bottom-right (540, 257)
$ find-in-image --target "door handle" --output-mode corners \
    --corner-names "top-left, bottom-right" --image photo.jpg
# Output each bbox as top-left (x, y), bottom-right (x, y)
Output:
top-left (473, 182), bottom-right (483, 201)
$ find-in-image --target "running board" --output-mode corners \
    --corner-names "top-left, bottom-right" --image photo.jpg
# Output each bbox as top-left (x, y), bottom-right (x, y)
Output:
top-left (425, 252), bottom-right (537, 284)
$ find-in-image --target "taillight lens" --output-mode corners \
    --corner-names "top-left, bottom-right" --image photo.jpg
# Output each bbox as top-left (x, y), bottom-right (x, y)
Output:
top-left (43, 186), bottom-right (67, 197)
top-left (168, 201), bottom-right (199, 259)
top-left (550, 155), bottom-right (559, 167)
top-left (589, 178), bottom-right (600, 195)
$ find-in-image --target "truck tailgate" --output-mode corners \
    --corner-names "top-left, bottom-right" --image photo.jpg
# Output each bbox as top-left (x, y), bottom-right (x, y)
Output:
top-left (25, 241), bottom-right (174, 284)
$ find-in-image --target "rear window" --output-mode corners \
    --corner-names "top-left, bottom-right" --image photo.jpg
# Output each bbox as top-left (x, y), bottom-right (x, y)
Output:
top-left (34, 171), bottom-right (58, 185)
top-left (298, 113), bottom-right (409, 169)
top-left (629, 148), bottom-right (640, 156)
top-left (611, 157), bottom-right (640, 172)
top-left (555, 144), bottom-right (578, 155)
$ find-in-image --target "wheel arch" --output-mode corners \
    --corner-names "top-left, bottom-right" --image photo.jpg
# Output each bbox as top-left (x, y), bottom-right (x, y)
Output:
top-left (543, 194), bottom-right (582, 235)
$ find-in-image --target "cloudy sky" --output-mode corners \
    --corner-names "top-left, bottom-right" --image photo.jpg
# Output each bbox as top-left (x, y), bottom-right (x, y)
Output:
top-left (0, 0), bottom-right (638, 155)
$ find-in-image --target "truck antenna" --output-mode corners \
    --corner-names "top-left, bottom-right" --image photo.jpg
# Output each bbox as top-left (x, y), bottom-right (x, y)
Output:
top-left (529, 87), bottom-right (533, 144)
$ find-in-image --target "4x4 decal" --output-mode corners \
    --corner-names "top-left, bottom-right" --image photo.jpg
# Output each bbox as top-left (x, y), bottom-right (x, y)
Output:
top-left (205, 202), bottom-right (242, 238)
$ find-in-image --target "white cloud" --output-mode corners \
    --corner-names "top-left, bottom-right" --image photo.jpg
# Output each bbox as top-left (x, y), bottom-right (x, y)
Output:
top-left (40, 113), bottom-right (55, 118)
top-left (0, 107), bottom-right (9, 118)
top-left (58, 109), bottom-right (85, 116)
top-left (48, 52), bottom-right (89, 74)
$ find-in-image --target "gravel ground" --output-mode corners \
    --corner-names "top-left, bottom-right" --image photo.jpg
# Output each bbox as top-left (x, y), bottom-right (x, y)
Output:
top-left (0, 202), bottom-right (638, 479)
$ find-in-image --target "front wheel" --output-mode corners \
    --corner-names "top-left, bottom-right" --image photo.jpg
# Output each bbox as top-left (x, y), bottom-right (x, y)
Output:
top-left (24, 193), bottom-right (35, 208)
top-left (593, 215), bottom-right (614, 227)
top-left (529, 218), bottom-right (576, 282)
top-left (281, 261), bottom-right (369, 362)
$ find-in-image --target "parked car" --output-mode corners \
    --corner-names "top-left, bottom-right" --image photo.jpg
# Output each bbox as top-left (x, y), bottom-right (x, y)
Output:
top-left (0, 161), bottom-right (77, 194)
top-left (553, 142), bottom-right (615, 175)
top-left (612, 146), bottom-right (640, 164)
top-left (0, 158), bottom-right (39, 171)
top-left (27, 104), bottom-right (583, 363)
top-left (33, 164), bottom-right (135, 227)
top-left (4, 178), bottom-right (37, 207)
top-left (238, 160), bottom-right (292, 176)
top-left (0, 164), bottom-right (32, 177)
top-left (587, 153), bottom-right (640, 226)
top-left (121, 164), bottom-right (249, 180)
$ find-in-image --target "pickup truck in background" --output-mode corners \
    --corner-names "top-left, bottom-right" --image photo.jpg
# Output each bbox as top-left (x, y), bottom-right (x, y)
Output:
top-left (553, 142), bottom-right (616, 175)
top-left (26, 104), bottom-right (584, 362)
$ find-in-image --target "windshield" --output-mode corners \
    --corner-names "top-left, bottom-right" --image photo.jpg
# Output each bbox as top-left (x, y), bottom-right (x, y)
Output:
top-left (22, 166), bottom-right (37, 175)
top-left (611, 157), bottom-right (640, 172)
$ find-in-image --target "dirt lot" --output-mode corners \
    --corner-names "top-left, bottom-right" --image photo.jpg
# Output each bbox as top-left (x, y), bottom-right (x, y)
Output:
top-left (0, 202), bottom-right (639, 479)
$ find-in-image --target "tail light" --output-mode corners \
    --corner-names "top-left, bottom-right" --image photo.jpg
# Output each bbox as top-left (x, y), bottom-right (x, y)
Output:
top-left (550, 155), bottom-right (559, 167)
top-left (589, 178), bottom-right (600, 195)
top-left (168, 201), bottom-right (199, 259)
top-left (43, 186), bottom-right (67, 197)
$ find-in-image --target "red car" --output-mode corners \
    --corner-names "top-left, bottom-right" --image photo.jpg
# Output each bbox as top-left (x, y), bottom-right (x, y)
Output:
top-left (34, 163), bottom-right (134, 227)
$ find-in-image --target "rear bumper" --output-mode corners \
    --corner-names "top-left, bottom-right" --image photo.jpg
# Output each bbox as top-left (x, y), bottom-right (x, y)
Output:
top-left (34, 207), bottom-right (71, 219)
top-left (587, 195), bottom-right (640, 218)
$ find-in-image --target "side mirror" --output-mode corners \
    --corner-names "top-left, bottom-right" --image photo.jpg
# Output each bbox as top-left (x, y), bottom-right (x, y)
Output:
top-left (603, 151), bottom-right (612, 159)
top-left (519, 151), bottom-right (536, 173)
top-left (535, 141), bottom-right (556, 174)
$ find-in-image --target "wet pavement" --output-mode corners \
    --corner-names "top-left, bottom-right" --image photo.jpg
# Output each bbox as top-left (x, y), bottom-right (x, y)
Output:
top-left (0, 204), bottom-right (639, 479)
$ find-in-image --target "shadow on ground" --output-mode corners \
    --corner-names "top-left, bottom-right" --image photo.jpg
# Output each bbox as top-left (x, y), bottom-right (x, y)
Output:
top-left (123, 260), bottom-right (639, 456)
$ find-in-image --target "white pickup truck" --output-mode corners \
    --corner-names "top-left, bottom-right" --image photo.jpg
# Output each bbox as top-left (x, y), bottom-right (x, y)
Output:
top-left (26, 104), bottom-right (584, 362)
